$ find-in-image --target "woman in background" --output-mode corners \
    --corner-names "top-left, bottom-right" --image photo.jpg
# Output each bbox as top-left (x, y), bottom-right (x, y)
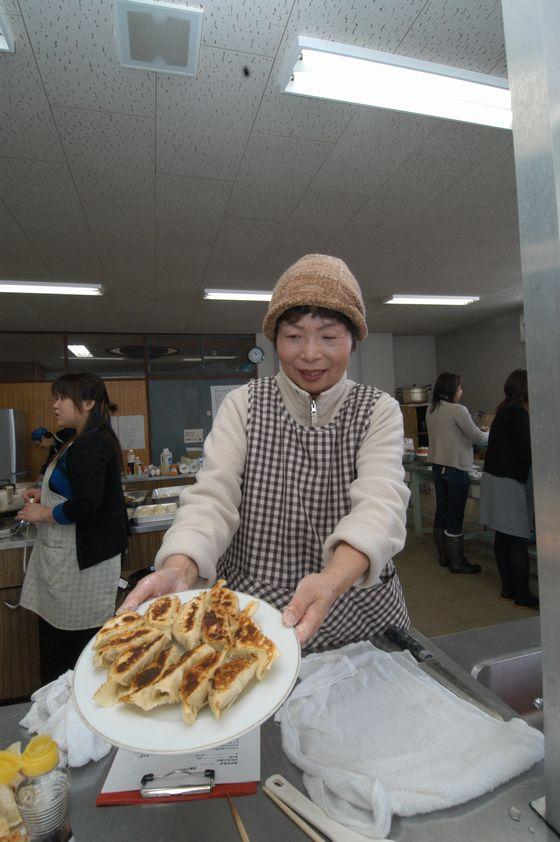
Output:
top-left (426, 373), bottom-right (489, 573)
top-left (479, 369), bottom-right (538, 609)
top-left (17, 373), bottom-right (129, 683)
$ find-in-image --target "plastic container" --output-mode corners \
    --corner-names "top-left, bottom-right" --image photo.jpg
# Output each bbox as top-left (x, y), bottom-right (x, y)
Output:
top-left (0, 750), bottom-right (23, 830)
top-left (126, 449), bottom-right (136, 476)
top-left (15, 735), bottom-right (71, 841)
top-left (160, 448), bottom-right (172, 474)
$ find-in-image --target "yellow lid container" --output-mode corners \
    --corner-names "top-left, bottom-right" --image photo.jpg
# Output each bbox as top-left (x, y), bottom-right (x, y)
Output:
top-left (0, 751), bottom-right (23, 785)
top-left (21, 735), bottom-right (59, 777)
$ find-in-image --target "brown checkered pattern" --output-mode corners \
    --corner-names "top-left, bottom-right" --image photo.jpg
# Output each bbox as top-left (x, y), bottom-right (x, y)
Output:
top-left (218, 377), bottom-right (410, 651)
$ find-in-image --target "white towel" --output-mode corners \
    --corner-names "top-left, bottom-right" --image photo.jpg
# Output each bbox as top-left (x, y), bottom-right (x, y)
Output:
top-left (19, 671), bottom-right (111, 768)
top-left (277, 641), bottom-right (544, 839)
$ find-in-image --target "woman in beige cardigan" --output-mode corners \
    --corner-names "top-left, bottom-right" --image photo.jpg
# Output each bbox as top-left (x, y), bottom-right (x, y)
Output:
top-left (426, 372), bottom-right (489, 574)
top-left (122, 255), bottom-right (410, 651)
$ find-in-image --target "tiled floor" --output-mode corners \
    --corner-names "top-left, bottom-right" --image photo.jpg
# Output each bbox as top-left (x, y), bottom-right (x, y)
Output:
top-left (395, 527), bottom-right (539, 638)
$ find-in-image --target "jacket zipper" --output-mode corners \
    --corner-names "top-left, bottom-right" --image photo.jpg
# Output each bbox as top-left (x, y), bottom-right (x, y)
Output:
top-left (310, 398), bottom-right (317, 425)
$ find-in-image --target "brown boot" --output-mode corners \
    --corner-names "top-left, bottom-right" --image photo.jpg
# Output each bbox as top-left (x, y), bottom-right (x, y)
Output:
top-left (444, 533), bottom-right (481, 574)
top-left (433, 528), bottom-right (448, 567)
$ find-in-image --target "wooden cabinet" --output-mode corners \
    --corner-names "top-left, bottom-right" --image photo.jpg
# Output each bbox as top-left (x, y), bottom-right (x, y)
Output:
top-left (0, 546), bottom-right (41, 701)
top-left (401, 403), bottom-right (429, 450)
top-left (123, 476), bottom-right (195, 493)
top-left (123, 530), bottom-right (166, 575)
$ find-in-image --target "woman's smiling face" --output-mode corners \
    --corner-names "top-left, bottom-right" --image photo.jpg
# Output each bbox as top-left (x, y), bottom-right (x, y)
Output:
top-left (275, 313), bottom-right (353, 395)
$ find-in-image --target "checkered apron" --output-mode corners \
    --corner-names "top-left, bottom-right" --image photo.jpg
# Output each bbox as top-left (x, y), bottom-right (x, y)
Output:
top-left (20, 444), bottom-right (121, 630)
top-left (218, 378), bottom-right (409, 651)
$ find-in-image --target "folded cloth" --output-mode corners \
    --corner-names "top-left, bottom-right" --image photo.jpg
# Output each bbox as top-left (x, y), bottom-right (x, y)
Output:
top-left (276, 641), bottom-right (544, 839)
top-left (19, 671), bottom-right (111, 768)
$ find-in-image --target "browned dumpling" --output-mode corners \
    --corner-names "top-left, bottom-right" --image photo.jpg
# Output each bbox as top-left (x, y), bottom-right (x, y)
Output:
top-left (93, 611), bottom-right (145, 651)
top-left (126, 644), bottom-right (216, 711)
top-left (179, 649), bottom-right (226, 724)
top-left (94, 631), bottom-right (171, 707)
top-left (232, 601), bottom-right (279, 679)
top-left (144, 594), bottom-right (182, 633)
top-left (208, 654), bottom-right (258, 719)
top-left (93, 625), bottom-right (159, 668)
top-left (172, 594), bottom-right (207, 650)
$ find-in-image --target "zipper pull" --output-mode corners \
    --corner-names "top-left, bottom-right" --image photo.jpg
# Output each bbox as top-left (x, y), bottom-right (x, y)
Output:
top-left (310, 398), bottom-right (317, 422)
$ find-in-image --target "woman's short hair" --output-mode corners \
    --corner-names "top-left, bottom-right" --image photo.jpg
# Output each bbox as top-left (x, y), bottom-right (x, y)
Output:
top-left (430, 372), bottom-right (462, 412)
top-left (273, 305), bottom-right (358, 350)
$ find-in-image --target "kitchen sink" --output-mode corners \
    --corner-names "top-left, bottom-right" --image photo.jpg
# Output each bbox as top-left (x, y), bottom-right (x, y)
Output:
top-left (471, 649), bottom-right (543, 728)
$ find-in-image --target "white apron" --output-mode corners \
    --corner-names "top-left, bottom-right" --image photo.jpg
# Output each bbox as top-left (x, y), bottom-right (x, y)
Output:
top-left (20, 445), bottom-right (121, 630)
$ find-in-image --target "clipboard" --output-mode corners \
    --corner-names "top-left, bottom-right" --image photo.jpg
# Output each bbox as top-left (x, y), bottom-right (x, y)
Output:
top-left (97, 729), bottom-right (260, 806)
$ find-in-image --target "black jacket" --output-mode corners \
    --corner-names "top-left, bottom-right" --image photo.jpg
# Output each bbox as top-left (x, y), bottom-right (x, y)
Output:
top-left (54, 428), bottom-right (129, 570)
top-left (483, 403), bottom-right (532, 483)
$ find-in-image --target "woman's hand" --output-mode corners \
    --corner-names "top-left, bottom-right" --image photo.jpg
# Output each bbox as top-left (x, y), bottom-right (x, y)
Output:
top-left (16, 503), bottom-right (53, 523)
top-left (282, 572), bottom-right (338, 645)
top-left (283, 543), bottom-right (370, 645)
top-left (23, 488), bottom-right (41, 504)
top-left (119, 555), bottom-right (200, 612)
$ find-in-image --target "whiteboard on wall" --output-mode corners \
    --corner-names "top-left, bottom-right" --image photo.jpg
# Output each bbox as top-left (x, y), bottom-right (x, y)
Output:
top-left (111, 415), bottom-right (145, 450)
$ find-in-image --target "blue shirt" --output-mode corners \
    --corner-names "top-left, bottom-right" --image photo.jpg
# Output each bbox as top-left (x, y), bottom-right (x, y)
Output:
top-left (49, 448), bottom-right (74, 524)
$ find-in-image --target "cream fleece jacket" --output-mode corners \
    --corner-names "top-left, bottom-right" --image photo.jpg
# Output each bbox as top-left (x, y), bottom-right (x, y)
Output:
top-left (154, 367), bottom-right (410, 587)
top-left (426, 401), bottom-right (489, 471)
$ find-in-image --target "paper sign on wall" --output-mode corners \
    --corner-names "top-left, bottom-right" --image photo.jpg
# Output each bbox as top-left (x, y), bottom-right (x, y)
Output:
top-left (111, 415), bottom-right (145, 450)
top-left (210, 385), bottom-right (239, 420)
top-left (184, 428), bottom-right (203, 444)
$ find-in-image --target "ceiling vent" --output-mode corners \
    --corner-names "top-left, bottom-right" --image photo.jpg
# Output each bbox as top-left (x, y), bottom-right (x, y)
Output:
top-left (0, 13), bottom-right (14, 53)
top-left (115, 0), bottom-right (203, 76)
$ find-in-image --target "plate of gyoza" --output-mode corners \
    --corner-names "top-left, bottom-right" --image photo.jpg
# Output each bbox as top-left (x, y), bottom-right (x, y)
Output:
top-left (72, 581), bottom-right (301, 754)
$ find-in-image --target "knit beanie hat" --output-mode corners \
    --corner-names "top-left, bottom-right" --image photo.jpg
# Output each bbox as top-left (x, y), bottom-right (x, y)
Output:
top-left (262, 254), bottom-right (368, 342)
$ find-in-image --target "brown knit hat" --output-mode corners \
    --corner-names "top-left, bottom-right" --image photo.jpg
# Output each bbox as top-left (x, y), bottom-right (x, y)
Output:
top-left (262, 254), bottom-right (368, 342)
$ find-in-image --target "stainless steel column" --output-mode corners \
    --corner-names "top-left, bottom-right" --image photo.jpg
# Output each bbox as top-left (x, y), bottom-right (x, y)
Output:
top-left (502, 0), bottom-right (560, 831)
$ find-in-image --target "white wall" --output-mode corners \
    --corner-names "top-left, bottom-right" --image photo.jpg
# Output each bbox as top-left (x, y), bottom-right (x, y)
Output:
top-left (393, 335), bottom-right (437, 390)
top-left (435, 310), bottom-right (526, 413)
top-left (358, 334), bottom-right (395, 394)
top-left (255, 333), bottom-right (277, 378)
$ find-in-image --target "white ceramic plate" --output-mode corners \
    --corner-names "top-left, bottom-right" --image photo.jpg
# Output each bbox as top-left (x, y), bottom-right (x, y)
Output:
top-left (72, 590), bottom-right (301, 754)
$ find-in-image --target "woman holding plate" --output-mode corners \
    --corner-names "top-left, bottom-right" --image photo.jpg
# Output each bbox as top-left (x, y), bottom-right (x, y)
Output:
top-left (122, 254), bottom-right (410, 650)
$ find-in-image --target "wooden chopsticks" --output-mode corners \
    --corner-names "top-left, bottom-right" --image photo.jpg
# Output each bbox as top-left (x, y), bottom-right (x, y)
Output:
top-left (263, 784), bottom-right (325, 842)
top-left (227, 795), bottom-right (251, 842)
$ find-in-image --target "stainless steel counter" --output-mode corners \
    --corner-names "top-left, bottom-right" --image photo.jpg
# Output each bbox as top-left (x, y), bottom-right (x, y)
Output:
top-left (0, 519), bottom-right (172, 552)
top-left (0, 626), bottom-right (552, 841)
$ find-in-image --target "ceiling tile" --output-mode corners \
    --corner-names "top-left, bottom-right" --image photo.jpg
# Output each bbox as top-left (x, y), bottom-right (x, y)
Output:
top-left (156, 47), bottom-right (272, 180)
top-left (212, 218), bottom-right (281, 264)
top-left (226, 133), bottom-right (334, 221)
top-left (55, 108), bottom-right (155, 208)
top-left (415, 120), bottom-right (509, 163)
top-left (280, 190), bottom-right (374, 250)
top-left (0, 159), bottom-right (88, 231)
top-left (439, 144), bottom-right (516, 207)
top-left (0, 204), bottom-right (53, 279)
top-left (397, 0), bottom-right (507, 76)
top-left (311, 109), bottom-right (435, 194)
top-left (200, 0), bottom-right (291, 56)
top-left (0, 15), bottom-right (65, 161)
top-left (157, 238), bottom-right (212, 282)
top-left (85, 205), bottom-right (154, 259)
top-left (380, 154), bottom-right (475, 204)
top-left (25, 228), bottom-right (104, 281)
top-left (18, 0), bottom-right (155, 115)
top-left (157, 175), bottom-right (231, 241)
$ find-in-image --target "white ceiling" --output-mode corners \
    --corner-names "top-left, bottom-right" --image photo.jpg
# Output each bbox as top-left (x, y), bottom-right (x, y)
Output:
top-left (0, 0), bottom-right (520, 336)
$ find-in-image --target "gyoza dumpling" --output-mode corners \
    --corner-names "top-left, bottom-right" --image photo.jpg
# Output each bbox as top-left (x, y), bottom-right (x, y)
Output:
top-left (208, 654), bottom-right (258, 719)
top-left (126, 644), bottom-right (216, 711)
top-left (118, 645), bottom-right (182, 703)
top-left (179, 649), bottom-right (226, 724)
top-left (208, 579), bottom-right (240, 618)
top-left (93, 625), bottom-right (158, 668)
top-left (94, 631), bottom-right (171, 707)
top-left (93, 611), bottom-right (145, 650)
top-left (232, 601), bottom-right (279, 679)
top-left (172, 594), bottom-right (207, 650)
top-left (201, 609), bottom-right (233, 650)
top-left (144, 594), bottom-right (181, 633)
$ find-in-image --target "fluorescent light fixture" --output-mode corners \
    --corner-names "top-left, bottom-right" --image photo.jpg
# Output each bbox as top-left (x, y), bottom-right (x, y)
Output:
top-left (0, 13), bottom-right (14, 53)
top-left (68, 345), bottom-right (94, 358)
top-left (0, 281), bottom-right (103, 295)
top-left (204, 289), bottom-right (273, 302)
top-left (384, 294), bottom-right (480, 306)
top-left (116, 0), bottom-right (203, 76)
top-left (283, 36), bottom-right (511, 129)
top-left (181, 355), bottom-right (237, 361)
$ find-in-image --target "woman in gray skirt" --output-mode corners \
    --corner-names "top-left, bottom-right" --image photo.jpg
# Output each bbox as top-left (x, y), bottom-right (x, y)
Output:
top-left (479, 369), bottom-right (538, 609)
